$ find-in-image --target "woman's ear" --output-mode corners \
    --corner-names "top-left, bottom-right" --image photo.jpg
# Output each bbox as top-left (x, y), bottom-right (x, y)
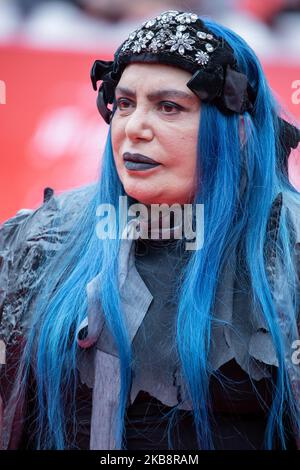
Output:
top-left (239, 115), bottom-right (247, 147)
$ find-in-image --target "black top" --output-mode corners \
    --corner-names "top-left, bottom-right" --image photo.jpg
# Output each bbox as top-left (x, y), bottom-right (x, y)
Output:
top-left (125, 359), bottom-right (296, 450)
top-left (124, 235), bottom-right (296, 450)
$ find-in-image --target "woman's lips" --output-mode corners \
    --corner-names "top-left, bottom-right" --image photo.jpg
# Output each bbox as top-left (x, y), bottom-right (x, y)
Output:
top-left (124, 161), bottom-right (161, 171)
top-left (123, 152), bottom-right (161, 171)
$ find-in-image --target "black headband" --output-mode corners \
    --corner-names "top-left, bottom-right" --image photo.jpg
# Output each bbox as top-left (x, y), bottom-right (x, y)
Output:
top-left (91, 10), bottom-right (257, 120)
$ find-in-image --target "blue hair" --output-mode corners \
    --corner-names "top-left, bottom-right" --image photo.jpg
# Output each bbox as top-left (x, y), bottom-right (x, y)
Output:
top-left (16, 17), bottom-right (300, 450)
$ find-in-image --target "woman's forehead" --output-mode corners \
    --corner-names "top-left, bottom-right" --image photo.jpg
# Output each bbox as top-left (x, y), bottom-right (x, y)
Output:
top-left (117, 63), bottom-right (194, 93)
top-left (119, 62), bottom-right (193, 82)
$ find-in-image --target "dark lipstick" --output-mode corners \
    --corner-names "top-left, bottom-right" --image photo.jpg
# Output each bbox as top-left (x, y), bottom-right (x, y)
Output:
top-left (123, 152), bottom-right (161, 171)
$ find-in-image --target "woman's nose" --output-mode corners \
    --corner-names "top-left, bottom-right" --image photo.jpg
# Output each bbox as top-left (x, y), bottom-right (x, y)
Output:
top-left (125, 108), bottom-right (154, 142)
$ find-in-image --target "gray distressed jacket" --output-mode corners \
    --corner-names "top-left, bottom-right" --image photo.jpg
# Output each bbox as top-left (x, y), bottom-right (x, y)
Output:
top-left (0, 183), bottom-right (300, 449)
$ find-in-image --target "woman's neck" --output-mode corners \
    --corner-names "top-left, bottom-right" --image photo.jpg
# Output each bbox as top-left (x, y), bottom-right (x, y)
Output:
top-left (126, 194), bottom-right (184, 240)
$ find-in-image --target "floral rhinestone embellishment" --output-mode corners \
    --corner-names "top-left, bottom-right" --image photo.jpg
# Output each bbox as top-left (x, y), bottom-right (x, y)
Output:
top-left (205, 43), bottom-right (214, 52)
top-left (160, 13), bottom-right (172, 24)
top-left (165, 31), bottom-right (195, 55)
top-left (156, 10), bottom-right (179, 22)
top-left (119, 10), bottom-right (220, 67)
top-left (149, 38), bottom-right (164, 52)
top-left (145, 18), bottom-right (156, 28)
top-left (197, 31), bottom-right (214, 40)
top-left (195, 50), bottom-right (210, 65)
top-left (129, 32), bottom-right (136, 41)
top-left (157, 28), bottom-right (172, 40)
top-left (145, 31), bottom-right (155, 40)
top-left (176, 12), bottom-right (198, 24)
top-left (131, 38), bottom-right (147, 53)
top-left (121, 40), bottom-right (130, 52)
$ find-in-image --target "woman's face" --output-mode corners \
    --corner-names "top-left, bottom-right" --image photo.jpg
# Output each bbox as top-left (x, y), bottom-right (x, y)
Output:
top-left (111, 63), bottom-right (201, 205)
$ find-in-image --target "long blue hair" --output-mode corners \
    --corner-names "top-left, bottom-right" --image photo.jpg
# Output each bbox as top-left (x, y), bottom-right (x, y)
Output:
top-left (16, 17), bottom-right (300, 449)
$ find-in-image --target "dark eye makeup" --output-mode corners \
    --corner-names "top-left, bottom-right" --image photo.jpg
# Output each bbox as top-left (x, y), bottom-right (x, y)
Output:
top-left (115, 97), bottom-right (184, 113)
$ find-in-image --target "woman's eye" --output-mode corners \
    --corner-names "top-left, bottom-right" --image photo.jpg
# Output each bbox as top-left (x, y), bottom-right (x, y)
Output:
top-left (160, 102), bottom-right (181, 114)
top-left (115, 98), bottom-right (182, 114)
top-left (116, 98), bottom-right (132, 110)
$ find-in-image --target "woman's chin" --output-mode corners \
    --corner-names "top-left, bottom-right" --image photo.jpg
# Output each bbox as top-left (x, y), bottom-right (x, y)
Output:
top-left (123, 190), bottom-right (181, 206)
top-left (124, 190), bottom-right (160, 205)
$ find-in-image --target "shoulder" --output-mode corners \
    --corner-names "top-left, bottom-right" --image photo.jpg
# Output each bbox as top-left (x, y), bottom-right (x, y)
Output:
top-left (0, 182), bottom-right (97, 255)
top-left (0, 182), bottom-right (97, 346)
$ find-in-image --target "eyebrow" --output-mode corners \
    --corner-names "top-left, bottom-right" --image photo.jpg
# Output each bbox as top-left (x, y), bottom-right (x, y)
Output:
top-left (115, 86), bottom-right (195, 102)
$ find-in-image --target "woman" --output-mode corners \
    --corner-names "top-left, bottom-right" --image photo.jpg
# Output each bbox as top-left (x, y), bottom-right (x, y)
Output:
top-left (1, 10), bottom-right (300, 450)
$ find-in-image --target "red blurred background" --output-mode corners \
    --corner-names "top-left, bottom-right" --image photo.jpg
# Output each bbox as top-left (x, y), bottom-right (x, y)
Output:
top-left (0, 45), bottom-right (110, 222)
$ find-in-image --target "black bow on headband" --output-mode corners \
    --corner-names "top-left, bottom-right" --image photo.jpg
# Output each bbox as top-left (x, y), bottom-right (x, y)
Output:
top-left (90, 59), bottom-right (115, 91)
top-left (186, 63), bottom-right (255, 114)
top-left (91, 59), bottom-right (120, 124)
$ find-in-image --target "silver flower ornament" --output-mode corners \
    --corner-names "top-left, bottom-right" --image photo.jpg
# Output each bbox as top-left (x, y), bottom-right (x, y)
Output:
top-left (165, 31), bottom-right (195, 55)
